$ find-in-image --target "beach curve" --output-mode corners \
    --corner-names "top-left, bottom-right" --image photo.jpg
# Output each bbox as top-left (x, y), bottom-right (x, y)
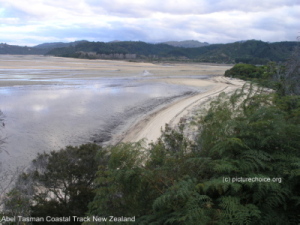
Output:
top-left (117, 76), bottom-right (245, 144)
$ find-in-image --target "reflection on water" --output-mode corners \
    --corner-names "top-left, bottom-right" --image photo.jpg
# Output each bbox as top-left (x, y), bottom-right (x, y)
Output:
top-left (0, 78), bottom-right (201, 171)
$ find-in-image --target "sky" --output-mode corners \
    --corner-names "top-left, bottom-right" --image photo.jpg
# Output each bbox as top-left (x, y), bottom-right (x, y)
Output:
top-left (0, 0), bottom-right (299, 46)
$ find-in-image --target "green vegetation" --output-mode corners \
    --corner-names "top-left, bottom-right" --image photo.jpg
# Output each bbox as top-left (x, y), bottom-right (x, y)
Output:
top-left (1, 40), bottom-right (298, 64)
top-left (161, 40), bottom-right (209, 48)
top-left (86, 85), bottom-right (300, 224)
top-left (225, 43), bottom-right (300, 96)
top-left (33, 40), bottom-right (88, 49)
top-left (0, 43), bottom-right (48, 55)
top-left (1, 144), bottom-right (103, 224)
top-left (223, 63), bottom-right (278, 89)
top-left (46, 41), bottom-right (176, 59)
top-left (196, 40), bottom-right (297, 64)
top-left (224, 63), bottom-right (267, 80)
top-left (45, 40), bottom-right (298, 63)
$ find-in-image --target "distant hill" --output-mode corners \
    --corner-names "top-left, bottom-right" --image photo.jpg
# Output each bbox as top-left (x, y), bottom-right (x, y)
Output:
top-left (34, 40), bottom-right (88, 49)
top-left (0, 40), bottom-right (89, 55)
top-left (0, 43), bottom-right (48, 55)
top-left (1, 40), bottom-right (298, 64)
top-left (193, 40), bottom-right (298, 64)
top-left (157, 40), bottom-right (298, 63)
top-left (46, 41), bottom-right (177, 59)
top-left (46, 40), bottom-right (298, 63)
top-left (161, 40), bottom-right (209, 48)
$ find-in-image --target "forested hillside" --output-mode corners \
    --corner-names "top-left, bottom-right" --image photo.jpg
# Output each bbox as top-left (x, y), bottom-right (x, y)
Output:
top-left (0, 43), bottom-right (48, 55)
top-left (46, 40), bottom-right (298, 63)
top-left (1, 40), bottom-right (297, 64)
top-left (34, 40), bottom-right (88, 49)
top-left (46, 41), bottom-right (176, 59)
top-left (160, 40), bottom-right (209, 48)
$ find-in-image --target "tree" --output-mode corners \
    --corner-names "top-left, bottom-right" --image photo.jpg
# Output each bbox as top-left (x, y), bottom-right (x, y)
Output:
top-left (194, 86), bottom-right (300, 224)
top-left (89, 142), bottom-right (152, 218)
top-left (3, 143), bottom-right (105, 224)
top-left (275, 38), bottom-right (300, 96)
top-left (88, 84), bottom-right (300, 224)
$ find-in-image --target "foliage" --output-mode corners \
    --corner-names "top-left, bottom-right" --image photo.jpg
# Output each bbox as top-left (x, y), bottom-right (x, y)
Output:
top-left (88, 84), bottom-right (300, 224)
top-left (161, 40), bottom-right (209, 48)
top-left (225, 41), bottom-right (300, 97)
top-left (224, 63), bottom-right (267, 80)
top-left (1, 39), bottom-right (298, 63)
top-left (45, 40), bottom-right (298, 63)
top-left (0, 43), bottom-right (48, 55)
top-left (2, 188), bottom-right (31, 222)
top-left (273, 43), bottom-right (300, 96)
top-left (196, 86), bottom-right (300, 224)
top-left (33, 40), bottom-right (88, 49)
top-left (89, 142), bottom-right (153, 219)
top-left (46, 41), bottom-right (176, 59)
top-left (195, 40), bottom-right (298, 63)
top-left (3, 143), bottom-right (104, 224)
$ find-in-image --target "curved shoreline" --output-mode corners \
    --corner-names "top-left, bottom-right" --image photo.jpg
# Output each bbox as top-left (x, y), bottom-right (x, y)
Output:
top-left (117, 76), bottom-right (245, 145)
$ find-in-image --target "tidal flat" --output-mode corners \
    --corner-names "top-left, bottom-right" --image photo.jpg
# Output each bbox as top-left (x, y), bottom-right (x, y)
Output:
top-left (0, 55), bottom-right (231, 173)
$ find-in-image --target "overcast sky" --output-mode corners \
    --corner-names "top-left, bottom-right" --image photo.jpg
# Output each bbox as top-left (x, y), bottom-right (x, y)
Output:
top-left (0, 0), bottom-right (299, 46)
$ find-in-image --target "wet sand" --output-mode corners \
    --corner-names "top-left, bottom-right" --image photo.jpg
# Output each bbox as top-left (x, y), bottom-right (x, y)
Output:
top-left (0, 55), bottom-right (231, 87)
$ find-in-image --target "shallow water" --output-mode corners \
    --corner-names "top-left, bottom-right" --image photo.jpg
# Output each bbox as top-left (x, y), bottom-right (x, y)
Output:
top-left (0, 77), bottom-right (202, 171)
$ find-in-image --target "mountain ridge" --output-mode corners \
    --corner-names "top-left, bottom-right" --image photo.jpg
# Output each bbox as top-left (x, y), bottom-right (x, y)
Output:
top-left (160, 40), bottom-right (209, 48)
top-left (34, 40), bottom-right (89, 49)
top-left (1, 40), bottom-right (298, 64)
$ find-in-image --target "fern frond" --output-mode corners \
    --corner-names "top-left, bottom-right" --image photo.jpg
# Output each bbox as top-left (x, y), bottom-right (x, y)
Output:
top-left (219, 196), bottom-right (261, 225)
top-left (199, 178), bottom-right (242, 195)
top-left (211, 137), bottom-right (248, 157)
top-left (240, 150), bottom-right (272, 172)
top-left (213, 159), bottom-right (239, 173)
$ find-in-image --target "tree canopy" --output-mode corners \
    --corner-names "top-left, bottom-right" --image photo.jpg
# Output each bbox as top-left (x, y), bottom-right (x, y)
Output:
top-left (45, 40), bottom-right (298, 63)
top-left (2, 144), bottom-right (105, 224)
top-left (87, 85), bottom-right (300, 224)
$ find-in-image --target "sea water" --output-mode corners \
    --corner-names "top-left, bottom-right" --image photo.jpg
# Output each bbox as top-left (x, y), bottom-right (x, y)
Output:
top-left (0, 76), bottom-right (202, 172)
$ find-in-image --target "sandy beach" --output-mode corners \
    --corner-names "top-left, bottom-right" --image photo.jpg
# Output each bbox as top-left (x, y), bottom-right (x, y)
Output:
top-left (118, 76), bottom-right (245, 144)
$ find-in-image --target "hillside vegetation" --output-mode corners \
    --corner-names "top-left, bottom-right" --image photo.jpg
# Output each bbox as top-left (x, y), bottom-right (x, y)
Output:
top-left (160, 40), bottom-right (209, 48)
top-left (33, 40), bottom-right (88, 49)
top-left (1, 40), bottom-right (297, 64)
top-left (45, 40), bottom-right (298, 63)
top-left (0, 43), bottom-right (48, 55)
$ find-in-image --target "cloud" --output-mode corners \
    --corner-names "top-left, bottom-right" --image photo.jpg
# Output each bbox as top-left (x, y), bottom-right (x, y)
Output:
top-left (0, 0), bottom-right (299, 46)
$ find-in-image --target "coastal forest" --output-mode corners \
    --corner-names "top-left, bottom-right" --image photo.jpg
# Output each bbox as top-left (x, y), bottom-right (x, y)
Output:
top-left (40, 40), bottom-right (300, 64)
top-left (1, 44), bottom-right (300, 224)
top-left (1, 40), bottom-right (298, 64)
